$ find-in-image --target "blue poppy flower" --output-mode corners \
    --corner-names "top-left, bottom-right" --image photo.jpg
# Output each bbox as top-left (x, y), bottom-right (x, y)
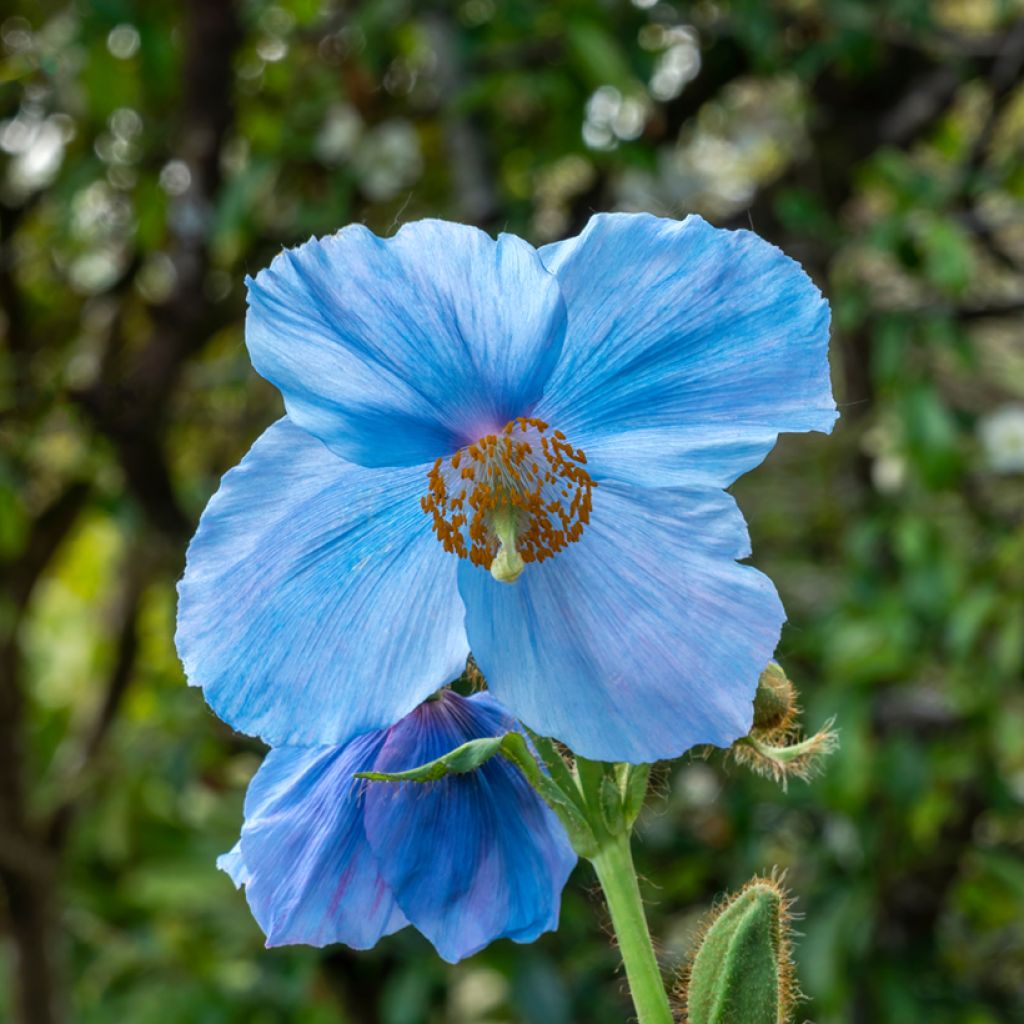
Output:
top-left (219, 690), bottom-right (576, 962)
top-left (177, 213), bottom-right (836, 762)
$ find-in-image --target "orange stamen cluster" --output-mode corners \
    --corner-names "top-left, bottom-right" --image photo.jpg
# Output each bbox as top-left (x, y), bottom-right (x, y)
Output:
top-left (421, 416), bottom-right (595, 571)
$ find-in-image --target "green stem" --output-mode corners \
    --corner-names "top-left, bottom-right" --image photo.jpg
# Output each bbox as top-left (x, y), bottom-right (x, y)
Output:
top-left (589, 832), bottom-right (674, 1024)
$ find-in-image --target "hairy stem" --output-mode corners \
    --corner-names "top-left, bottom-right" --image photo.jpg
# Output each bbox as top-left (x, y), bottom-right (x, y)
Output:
top-left (590, 832), bottom-right (674, 1024)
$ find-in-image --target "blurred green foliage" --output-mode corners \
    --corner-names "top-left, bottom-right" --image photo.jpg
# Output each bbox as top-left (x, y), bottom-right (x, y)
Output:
top-left (1, 1), bottom-right (1023, 1022)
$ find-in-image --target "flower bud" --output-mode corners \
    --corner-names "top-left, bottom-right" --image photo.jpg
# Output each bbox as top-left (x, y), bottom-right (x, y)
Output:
top-left (732, 662), bottom-right (838, 789)
top-left (751, 662), bottom-right (798, 735)
top-left (678, 874), bottom-right (798, 1024)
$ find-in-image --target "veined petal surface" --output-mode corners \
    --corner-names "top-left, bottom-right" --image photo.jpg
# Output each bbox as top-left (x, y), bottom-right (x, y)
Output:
top-left (459, 483), bottom-right (785, 763)
top-left (363, 692), bottom-right (577, 963)
top-left (246, 220), bottom-right (567, 467)
top-left (176, 417), bottom-right (468, 747)
top-left (538, 213), bottom-right (837, 488)
top-left (223, 734), bottom-right (408, 948)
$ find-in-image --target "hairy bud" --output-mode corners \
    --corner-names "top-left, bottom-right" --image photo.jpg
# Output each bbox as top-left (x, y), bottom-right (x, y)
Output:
top-left (677, 873), bottom-right (799, 1024)
top-left (751, 662), bottom-right (799, 734)
top-left (731, 662), bottom-right (838, 789)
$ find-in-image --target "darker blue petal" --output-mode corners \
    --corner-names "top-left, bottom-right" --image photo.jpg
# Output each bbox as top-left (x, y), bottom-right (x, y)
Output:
top-left (363, 691), bottom-right (577, 963)
top-left (223, 734), bottom-right (408, 949)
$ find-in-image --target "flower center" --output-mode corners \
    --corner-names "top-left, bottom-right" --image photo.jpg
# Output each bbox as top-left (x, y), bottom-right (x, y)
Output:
top-left (421, 417), bottom-right (595, 583)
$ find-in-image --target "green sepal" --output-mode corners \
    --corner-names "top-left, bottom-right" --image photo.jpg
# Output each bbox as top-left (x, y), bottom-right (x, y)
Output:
top-left (746, 734), bottom-right (818, 765)
top-left (573, 754), bottom-right (606, 799)
top-left (523, 728), bottom-right (586, 812)
top-left (732, 722), bottom-right (839, 789)
top-left (599, 773), bottom-right (625, 833)
top-left (573, 757), bottom-right (651, 838)
top-left (622, 763), bottom-right (651, 827)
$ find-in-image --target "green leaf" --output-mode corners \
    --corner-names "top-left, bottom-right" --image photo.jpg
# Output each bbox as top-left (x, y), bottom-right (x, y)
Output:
top-left (355, 735), bottom-right (504, 782)
top-left (566, 20), bottom-right (635, 92)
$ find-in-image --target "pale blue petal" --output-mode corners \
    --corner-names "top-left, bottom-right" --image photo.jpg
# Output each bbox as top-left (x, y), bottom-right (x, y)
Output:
top-left (363, 692), bottom-right (576, 963)
top-left (226, 735), bottom-right (408, 948)
top-left (459, 483), bottom-right (784, 763)
top-left (246, 220), bottom-right (566, 467)
top-left (217, 843), bottom-right (249, 889)
top-left (537, 213), bottom-right (836, 487)
top-left (176, 417), bottom-right (469, 747)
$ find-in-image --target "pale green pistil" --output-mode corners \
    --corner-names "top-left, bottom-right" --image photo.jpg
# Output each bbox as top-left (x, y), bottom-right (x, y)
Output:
top-left (489, 506), bottom-right (524, 584)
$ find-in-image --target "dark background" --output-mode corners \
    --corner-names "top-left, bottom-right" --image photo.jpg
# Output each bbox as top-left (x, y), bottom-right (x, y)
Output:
top-left (2, 1), bottom-right (1023, 1022)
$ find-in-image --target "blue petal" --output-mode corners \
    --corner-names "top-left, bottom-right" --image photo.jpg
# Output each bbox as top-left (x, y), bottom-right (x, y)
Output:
top-left (217, 843), bottom-right (249, 889)
top-left (459, 483), bottom-right (784, 763)
top-left (176, 417), bottom-right (469, 746)
top-left (246, 220), bottom-right (567, 468)
top-left (537, 213), bottom-right (836, 488)
top-left (363, 692), bottom-right (577, 963)
top-left (223, 734), bottom-right (408, 948)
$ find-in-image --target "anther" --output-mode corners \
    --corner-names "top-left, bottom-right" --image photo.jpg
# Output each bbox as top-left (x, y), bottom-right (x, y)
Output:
top-left (420, 416), bottom-right (595, 577)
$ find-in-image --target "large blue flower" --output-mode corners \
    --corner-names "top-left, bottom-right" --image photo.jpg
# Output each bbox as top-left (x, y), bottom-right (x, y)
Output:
top-left (177, 213), bottom-right (836, 762)
top-left (219, 690), bottom-right (576, 962)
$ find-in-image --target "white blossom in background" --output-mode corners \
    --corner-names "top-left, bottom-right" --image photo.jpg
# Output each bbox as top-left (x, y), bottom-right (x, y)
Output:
top-left (135, 252), bottom-right (178, 304)
top-left (159, 159), bottom-right (192, 196)
top-left (1, 110), bottom-right (72, 193)
top-left (615, 75), bottom-right (807, 219)
top-left (531, 154), bottom-right (597, 241)
top-left (871, 454), bottom-right (908, 494)
top-left (314, 107), bottom-right (423, 200)
top-left (352, 119), bottom-right (423, 200)
top-left (315, 103), bottom-right (363, 165)
top-left (862, 415), bottom-right (907, 494)
top-left (648, 26), bottom-right (701, 102)
top-left (449, 967), bottom-right (509, 1021)
top-left (65, 181), bottom-right (133, 294)
top-left (978, 404), bottom-right (1024, 473)
top-left (106, 23), bottom-right (140, 59)
top-left (583, 86), bottom-right (649, 151)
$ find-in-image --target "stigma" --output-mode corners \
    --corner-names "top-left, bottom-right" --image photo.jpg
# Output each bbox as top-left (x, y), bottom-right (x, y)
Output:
top-left (420, 417), bottom-right (595, 583)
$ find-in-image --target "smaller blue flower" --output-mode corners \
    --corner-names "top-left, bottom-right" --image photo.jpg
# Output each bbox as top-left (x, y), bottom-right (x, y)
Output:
top-left (219, 690), bottom-right (576, 963)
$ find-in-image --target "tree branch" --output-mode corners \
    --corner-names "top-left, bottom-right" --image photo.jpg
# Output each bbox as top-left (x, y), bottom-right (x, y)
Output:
top-left (75, 0), bottom-right (242, 540)
top-left (45, 549), bottom-right (150, 851)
